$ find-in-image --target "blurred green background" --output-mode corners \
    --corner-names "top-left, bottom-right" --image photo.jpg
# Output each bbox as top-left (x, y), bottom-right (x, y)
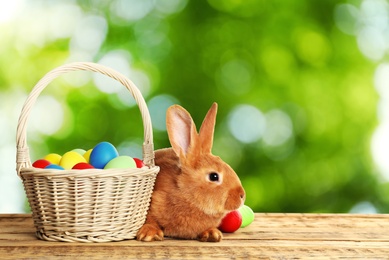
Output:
top-left (1, 0), bottom-right (388, 214)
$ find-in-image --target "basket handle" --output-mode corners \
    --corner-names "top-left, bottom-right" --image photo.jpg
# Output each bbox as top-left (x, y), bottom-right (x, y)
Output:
top-left (16, 62), bottom-right (155, 176)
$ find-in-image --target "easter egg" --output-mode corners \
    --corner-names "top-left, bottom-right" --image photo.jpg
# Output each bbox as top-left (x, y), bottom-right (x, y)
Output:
top-left (104, 156), bottom-right (136, 169)
top-left (83, 149), bottom-right (92, 162)
top-left (59, 151), bottom-right (87, 170)
top-left (72, 162), bottom-right (94, 170)
top-left (44, 153), bottom-right (62, 165)
top-left (133, 158), bottom-right (145, 168)
top-left (239, 205), bottom-right (255, 228)
top-left (89, 142), bottom-right (118, 169)
top-left (45, 164), bottom-right (64, 170)
top-left (32, 159), bottom-right (51, 169)
top-left (72, 148), bottom-right (86, 155)
top-left (218, 210), bottom-right (242, 233)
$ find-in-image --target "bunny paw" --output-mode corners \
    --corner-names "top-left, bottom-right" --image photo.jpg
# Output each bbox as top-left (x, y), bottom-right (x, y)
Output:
top-left (198, 228), bottom-right (223, 242)
top-left (136, 224), bottom-right (164, 242)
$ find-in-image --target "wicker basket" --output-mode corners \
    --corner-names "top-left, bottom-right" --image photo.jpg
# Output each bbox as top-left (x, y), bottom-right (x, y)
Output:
top-left (16, 62), bottom-right (159, 242)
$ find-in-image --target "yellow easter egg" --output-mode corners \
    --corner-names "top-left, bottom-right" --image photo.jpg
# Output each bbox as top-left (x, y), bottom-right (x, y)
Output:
top-left (83, 149), bottom-right (92, 162)
top-left (44, 153), bottom-right (62, 165)
top-left (59, 151), bottom-right (87, 170)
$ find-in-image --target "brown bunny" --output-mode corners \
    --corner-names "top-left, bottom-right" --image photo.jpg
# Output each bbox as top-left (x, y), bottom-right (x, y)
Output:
top-left (136, 103), bottom-right (245, 242)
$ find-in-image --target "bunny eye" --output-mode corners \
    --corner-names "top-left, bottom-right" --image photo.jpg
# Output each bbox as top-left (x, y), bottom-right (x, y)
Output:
top-left (208, 172), bottom-right (220, 182)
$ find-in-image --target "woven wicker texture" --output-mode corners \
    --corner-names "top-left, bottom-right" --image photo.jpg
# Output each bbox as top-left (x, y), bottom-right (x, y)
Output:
top-left (16, 62), bottom-right (159, 242)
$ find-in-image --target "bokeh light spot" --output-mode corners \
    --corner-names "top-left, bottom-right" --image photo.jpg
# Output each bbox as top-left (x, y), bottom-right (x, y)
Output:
top-left (0, 112), bottom-right (12, 147)
top-left (94, 50), bottom-right (133, 94)
top-left (0, 0), bottom-right (23, 24)
top-left (334, 4), bottom-right (360, 35)
top-left (118, 140), bottom-right (143, 159)
top-left (263, 110), bottom-right (293, 147)
top-left (217, 59), bottom-right (253, 95)
top-left (48, 3), bottom-right (83, 40)
top-left (360, 0), bottom-right (389, 31)
top-left (372, 62), bottom-right (389, 182)
top-left (120, 68), bottom-right (151, 104)
top-left (110, 0), bottom-right (154, 22)
top-left (29, 95), bottom-right (64, 136)
top-left (349, 201), bottom-right (378, 214)
top-left (69, 14), bottom-right (107, 56)
top-left (357, 26), bottom-right (386, 61)
top-left (374, 63), bottom-right (389, 100)
top-left (295, 30), bottom-right (331, 66)
top-left (0, 144), bottom-right (25, 213)
top-left (133, 17), bottom-right (172, 62)
top-left (63, 71), bottom-right (92, 88)
top-left (148, 94), bottom-right (180, 131)
top-left (228, 105), bottom-right (266, 143)
top-left (155, 0), bottom-right (188, 15)
top-left (260, 45), bottom-right (296, 83)
top-left (371, 122), bottom-right (389, 180)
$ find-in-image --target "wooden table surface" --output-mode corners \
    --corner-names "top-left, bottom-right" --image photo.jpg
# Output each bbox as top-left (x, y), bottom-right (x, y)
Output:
top-left (1, 213), bottom-right (389, 259)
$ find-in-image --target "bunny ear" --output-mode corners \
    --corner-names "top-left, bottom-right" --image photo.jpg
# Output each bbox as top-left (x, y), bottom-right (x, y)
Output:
top-left (166, 105), bottom-right (198, 157)
top-left (199, 102), bottom-right (218, 154)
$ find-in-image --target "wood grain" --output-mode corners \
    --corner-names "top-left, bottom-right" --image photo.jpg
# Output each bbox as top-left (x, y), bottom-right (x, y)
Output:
top-left (1, 213), bottom-right (388, 259)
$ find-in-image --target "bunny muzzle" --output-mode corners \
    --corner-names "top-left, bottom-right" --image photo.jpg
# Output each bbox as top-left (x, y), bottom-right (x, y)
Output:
top-left (224, 185), bottom-right (246, 212)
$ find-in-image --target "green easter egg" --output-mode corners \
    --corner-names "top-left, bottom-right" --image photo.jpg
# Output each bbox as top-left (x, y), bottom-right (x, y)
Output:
top-left (72, 148), bottom-right (86, 155)
top-left (238, 205), bottom-right (255, 228)
top-left (104, 156), bottom-right (136, 169)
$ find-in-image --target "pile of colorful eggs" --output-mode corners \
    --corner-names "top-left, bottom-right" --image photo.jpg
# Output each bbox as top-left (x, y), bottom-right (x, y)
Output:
top-left (32, 142), bottom-right (145, 170)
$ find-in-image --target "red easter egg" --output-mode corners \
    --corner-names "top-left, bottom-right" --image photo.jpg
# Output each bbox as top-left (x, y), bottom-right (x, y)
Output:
top-left (218, 210), bottom-right (242, 233)
top-left (133, 158), bottom-right (145, 168)
top-left (32, 159), bottom-right (51, 169)
top-left (72, 162), bottom-right (94, 170)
